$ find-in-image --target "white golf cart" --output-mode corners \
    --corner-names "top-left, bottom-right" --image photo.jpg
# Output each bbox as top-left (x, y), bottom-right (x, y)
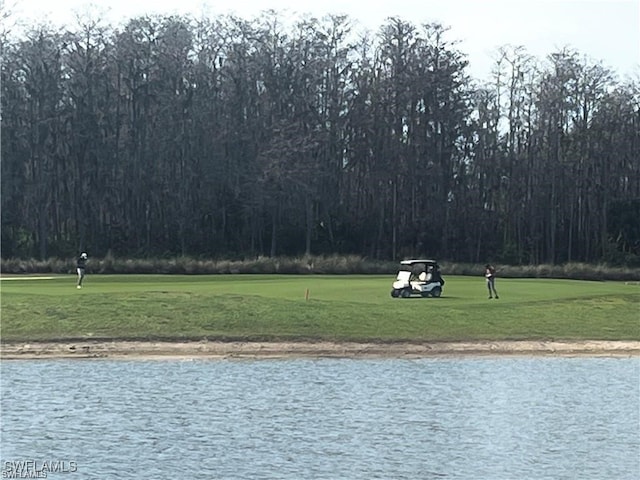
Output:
top-left (390, 259), bottom-right (445, 298)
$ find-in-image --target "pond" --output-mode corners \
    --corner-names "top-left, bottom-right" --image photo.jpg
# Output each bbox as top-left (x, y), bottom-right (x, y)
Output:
top-left (1, 357), bottom-right (638, 479)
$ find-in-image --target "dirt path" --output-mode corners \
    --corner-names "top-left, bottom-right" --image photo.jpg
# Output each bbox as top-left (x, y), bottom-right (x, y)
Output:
top-left (1, 340), bottom-right (639, 359)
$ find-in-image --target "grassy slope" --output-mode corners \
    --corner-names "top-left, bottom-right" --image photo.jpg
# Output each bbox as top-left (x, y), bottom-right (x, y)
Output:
top-left (1, 274), bottom-right (638, 342)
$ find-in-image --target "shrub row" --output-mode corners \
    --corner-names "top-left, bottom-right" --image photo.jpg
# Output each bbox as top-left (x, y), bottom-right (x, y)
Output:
top-left (441, 262), bottom-right (640, 281)
top-left (0, 254), bottom-right (395, 276)
top-left (1, 255), bottom-right (639, 281)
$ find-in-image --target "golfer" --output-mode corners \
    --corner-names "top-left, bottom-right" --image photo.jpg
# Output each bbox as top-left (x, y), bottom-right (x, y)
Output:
top-left (76, 252), bottom-right (88, 288)
top-left (485, 264), bottom-right (499, 299)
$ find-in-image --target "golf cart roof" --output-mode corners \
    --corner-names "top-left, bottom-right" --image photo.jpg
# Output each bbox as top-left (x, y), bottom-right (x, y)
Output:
top-left (400, 259), bottom-right (438, 265)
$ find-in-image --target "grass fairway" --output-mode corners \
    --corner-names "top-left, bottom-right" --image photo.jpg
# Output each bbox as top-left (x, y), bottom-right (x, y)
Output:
top-left (1, 274), bottom-right (638, 343)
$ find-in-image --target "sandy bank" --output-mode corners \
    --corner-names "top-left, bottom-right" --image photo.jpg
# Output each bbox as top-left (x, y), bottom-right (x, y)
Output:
top-left (1, 340), bottom-right (639, 360)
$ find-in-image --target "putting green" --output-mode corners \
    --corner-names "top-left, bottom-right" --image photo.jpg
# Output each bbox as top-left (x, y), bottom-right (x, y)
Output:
top-left (1, 274), bottom-right (638, 342)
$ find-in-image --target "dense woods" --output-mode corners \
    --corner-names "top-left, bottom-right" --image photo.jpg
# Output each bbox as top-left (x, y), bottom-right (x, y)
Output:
top-left (2, 12), bottom-right (639, 264)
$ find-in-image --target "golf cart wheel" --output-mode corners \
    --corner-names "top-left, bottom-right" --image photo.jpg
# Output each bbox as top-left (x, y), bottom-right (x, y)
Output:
top-left (391, 289), bottom-right (400, 298)
top-left (401, 289), bottom-right (411, 298)
top-left (431, 287), bottom-right (442, 298)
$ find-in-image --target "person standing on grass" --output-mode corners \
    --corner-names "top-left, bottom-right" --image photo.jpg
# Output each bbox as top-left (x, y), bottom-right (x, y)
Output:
top-left (485, 264), bottom-right (499, 299)
top-left (76, 252), bottom-right (88, 289)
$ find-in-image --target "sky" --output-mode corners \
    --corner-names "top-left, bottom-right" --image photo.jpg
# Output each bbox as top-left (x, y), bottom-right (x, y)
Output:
top-left (6, 0), bottom-right (640, 81)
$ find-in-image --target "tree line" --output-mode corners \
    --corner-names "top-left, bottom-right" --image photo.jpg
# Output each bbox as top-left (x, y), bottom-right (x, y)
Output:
top-left (1, 12), bottom-right (639, 264)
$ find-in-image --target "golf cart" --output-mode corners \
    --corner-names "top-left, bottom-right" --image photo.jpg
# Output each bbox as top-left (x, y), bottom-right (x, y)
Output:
top-left (390, 259), bottom-right (445, 298)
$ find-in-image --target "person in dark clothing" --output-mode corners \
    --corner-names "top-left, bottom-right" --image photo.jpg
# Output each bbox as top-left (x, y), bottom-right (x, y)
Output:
top-left (76, 253), bottom-right (88, 288)
top-left (485, 264), bottom-right (499, 299)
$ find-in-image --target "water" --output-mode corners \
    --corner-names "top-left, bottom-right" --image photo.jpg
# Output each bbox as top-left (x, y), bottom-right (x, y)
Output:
top-left (1, 357), bottom-right (638, 479)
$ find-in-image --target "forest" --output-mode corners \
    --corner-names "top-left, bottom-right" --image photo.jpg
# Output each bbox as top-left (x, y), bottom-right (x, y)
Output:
top-left (1, 11), bottom-right (639, 264)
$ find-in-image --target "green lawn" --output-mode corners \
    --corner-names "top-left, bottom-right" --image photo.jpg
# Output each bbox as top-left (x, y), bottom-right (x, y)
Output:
top-left (1, 274), bottom-right (638, 342)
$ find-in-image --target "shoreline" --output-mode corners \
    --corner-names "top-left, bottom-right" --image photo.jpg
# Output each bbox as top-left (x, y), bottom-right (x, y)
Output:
top-left (1, 340), bottom-right (639, 360)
